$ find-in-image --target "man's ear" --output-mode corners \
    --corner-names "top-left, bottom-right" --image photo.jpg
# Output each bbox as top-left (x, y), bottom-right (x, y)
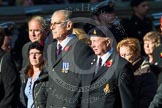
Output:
top-left (66, 21), bottom-right (73, 30)
top-left (105, 38), bottom-right (111, 46)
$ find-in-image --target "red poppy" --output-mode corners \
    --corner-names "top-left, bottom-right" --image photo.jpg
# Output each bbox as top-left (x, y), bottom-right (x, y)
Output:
top-left (65, 46), bottom-right (70, 52)
top-left (105, 59), bottom-right (112, 67)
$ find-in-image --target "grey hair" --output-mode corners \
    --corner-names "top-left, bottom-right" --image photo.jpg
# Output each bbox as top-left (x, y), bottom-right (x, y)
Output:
top-left (54, 10), bottom-right (72, 21)
top-left (28, 16), bottom-right (48, 30)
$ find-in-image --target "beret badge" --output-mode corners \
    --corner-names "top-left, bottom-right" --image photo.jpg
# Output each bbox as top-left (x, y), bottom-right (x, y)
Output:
top-left (93, 29), bottom-right (96, 35)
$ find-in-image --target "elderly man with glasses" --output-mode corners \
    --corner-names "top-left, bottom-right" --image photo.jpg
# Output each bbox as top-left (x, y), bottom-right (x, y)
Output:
top-left (46, 10), bottom-right (94, 108)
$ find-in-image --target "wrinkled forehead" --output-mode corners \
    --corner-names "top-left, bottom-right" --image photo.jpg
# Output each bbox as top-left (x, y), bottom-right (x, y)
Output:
top-left (28, 20), bottom-right (43, 29)
top-left (90, 36), bottom-right (108, 42)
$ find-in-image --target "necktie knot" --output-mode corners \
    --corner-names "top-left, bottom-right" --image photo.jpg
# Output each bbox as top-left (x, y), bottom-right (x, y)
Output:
top-left (58, 44), bottom-right (62, 50)
top-left (56, 44), bottom-right (62, 58)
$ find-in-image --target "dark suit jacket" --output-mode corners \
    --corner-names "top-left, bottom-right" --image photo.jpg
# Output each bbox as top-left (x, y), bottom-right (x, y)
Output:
top-left (0, 49), bottom-right (19, 108)
top-left (46, 36), bottom-right (94, 108)
top-left (81, 53), bottom-right (134, 108)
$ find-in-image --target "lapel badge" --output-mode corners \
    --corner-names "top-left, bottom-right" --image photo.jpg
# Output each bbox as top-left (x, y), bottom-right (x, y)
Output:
top-left (93, 29), bottom-right (96, 35)
top-left (91, 58), bottom-right (96, 65)
top-left (103, 83), bottom-right (110, 95)
top-left (62, 62), bottom-right (70, 73)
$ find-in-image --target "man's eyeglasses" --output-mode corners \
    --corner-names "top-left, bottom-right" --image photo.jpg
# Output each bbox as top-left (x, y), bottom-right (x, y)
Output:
top-left (50, 21), bottom-right (68, 27)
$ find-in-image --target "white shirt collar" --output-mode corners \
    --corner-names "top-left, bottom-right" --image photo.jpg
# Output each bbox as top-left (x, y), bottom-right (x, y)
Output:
top-left (97, 48), bottom-right (113, 66)
top-left (57, 34), bottom-right (74, 50)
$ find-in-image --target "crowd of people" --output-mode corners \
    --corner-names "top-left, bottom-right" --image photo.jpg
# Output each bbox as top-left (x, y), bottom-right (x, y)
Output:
top-left (0, 0), bottom-right (162, 108)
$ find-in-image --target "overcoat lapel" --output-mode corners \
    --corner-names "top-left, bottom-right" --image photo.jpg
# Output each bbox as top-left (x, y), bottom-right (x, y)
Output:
top-left (51, 42), bottom-right (57, 64)
top-left (92, 54), bottom-right (114, 82)
top-left (93, 66), bottom-right (108, 81)
top-left (47, 42), bottom-right (57, 69)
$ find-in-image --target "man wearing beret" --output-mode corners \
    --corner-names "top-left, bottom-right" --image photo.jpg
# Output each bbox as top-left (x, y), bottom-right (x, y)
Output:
top-left (89, 0), bottom-right (127, 43)
top-left (81, 26), bottom-right (134, 108)
top-left (125, 0), bottom-right (153, 56)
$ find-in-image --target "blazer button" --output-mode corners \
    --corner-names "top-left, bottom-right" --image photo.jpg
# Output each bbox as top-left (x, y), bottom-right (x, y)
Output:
top-left (49, 87), bottom-right (53, 90)
top-left (36, 93), bottom-right (38, 96)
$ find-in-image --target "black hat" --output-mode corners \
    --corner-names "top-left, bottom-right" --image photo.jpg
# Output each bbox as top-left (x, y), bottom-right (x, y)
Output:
top-left (153, 45), bottom-right (162, 68)
top-left (88, 26), bottom-right (114, 38)
top-left (130, 0), bottom-right (147, 7)
top-left (92, 0), bottom-right (115, 15)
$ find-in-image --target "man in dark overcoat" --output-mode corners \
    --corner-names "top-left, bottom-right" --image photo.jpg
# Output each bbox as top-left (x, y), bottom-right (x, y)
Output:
top-left (81, 26), bottom-right (134, 108)
top-left (46, 10), bottom-right (94, 108)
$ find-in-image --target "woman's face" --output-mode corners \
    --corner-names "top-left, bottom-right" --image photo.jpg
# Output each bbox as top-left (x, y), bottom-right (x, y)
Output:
top-left (29, 48), bottom-right (43, 67)
top-left (119, 46), bottom-right (136, 64)
top-left (144, 40), bottom-right (156, 56)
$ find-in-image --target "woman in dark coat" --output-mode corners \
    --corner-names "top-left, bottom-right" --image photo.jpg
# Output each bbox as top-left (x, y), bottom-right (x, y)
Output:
top-left (19, 41), bottom-right (48, 108)
top-left (117, 37), bottom-right (158, 108)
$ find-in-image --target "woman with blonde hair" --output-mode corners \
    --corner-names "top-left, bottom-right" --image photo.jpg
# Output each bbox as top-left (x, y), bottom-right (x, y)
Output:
top-left (143, 31), bottom-right (162, 63)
